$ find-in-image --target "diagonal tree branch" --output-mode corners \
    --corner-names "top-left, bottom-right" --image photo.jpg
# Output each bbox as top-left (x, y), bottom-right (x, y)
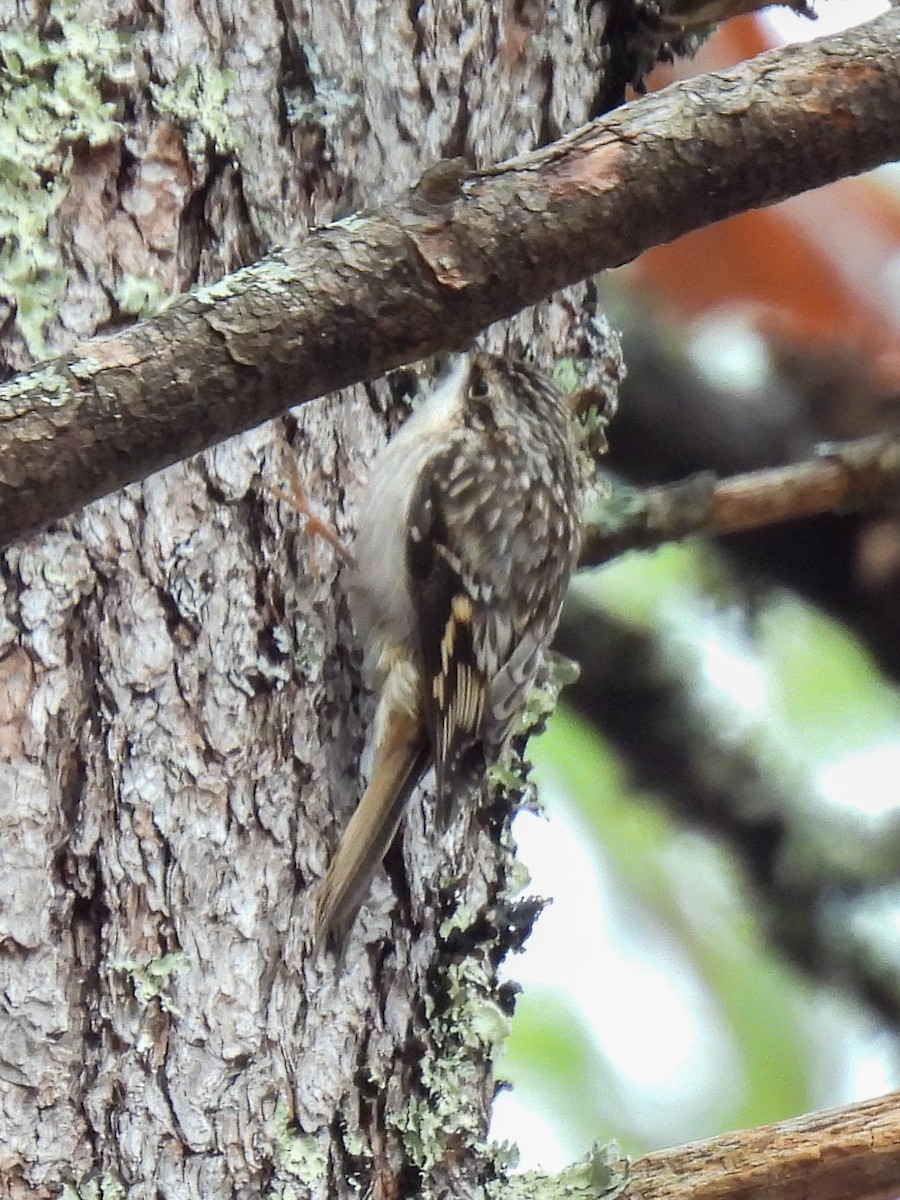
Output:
top-left (624, 1088), bottom-right (900, 1200)
top-left (580, 434), bottom-right (900, 566)
top-left (1, 8), bottom-right (898, 549)
top-left (518, 1090), bottom-right (900, 1200)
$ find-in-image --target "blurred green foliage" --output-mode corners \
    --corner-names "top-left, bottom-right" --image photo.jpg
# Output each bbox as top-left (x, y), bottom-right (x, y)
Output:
top-left (495, 544), bottom-right (900, 1163)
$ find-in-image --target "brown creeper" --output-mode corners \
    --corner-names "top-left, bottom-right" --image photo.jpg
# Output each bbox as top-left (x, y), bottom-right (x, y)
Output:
top-left (314, 352), bottom-right (582, 948)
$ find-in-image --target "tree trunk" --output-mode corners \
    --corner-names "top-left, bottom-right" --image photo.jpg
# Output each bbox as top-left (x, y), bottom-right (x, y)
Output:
top-left (0, 3), bottom-right (619, 1196)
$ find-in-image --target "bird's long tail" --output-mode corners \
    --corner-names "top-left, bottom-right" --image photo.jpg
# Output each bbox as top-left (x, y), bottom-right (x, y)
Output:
top-left (314, 707), bottom-right (429, 953)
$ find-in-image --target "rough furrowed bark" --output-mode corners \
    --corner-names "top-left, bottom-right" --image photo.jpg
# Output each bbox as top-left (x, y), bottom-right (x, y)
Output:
top-left (0, 2), bottom-right (620, 1196)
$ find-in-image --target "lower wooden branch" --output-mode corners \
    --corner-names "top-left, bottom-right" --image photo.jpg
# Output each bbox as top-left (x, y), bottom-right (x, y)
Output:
top-left (624, 1089), bottom-right (900, 1200)
top-left (580, 434), bottom-right (900, 566)
top-left (517, 1091), bottom-right (900, 1200)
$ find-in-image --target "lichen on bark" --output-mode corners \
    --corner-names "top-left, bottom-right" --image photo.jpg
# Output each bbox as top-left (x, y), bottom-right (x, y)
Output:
top-left (0, 1), bottom-right (128, 360)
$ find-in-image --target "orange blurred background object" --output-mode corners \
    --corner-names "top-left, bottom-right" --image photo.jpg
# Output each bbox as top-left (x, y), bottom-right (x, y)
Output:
top-left (624, 14), bottom-right (900, 384)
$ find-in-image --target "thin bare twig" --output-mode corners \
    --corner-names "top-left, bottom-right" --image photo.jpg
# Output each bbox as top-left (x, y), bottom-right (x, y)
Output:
top-left (580, 435), bottom-right (900, 566)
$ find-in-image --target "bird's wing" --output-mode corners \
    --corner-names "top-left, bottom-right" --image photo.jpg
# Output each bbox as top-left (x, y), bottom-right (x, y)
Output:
top-left (406, 448), bottom-right (489, 827)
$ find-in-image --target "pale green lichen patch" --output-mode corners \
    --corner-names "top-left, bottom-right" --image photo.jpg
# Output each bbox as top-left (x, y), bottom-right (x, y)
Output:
top-left (553, 354), bottom-right (614, 474)
top-left (270, 1099), bottom-right (327, 1187)
top-left (326, 211), bottom-right (369, 233)
top-left (190, 250), bottom-right (282, 307)
top-left (149, 65), bottom-right (239, 174)
top-left (467, 994), bottom-right (513, 1047)
top-left (519, 657), bottom-right (578, 734)
top-left (114, 273), bottom-right (172, 318)
top-left (397, 955), bottom-right (508, 1174)
top-left (3, 361), bottom-right (69, 407)
top-left (337, 1116), bottom-right (370, 1162)
top-left (0, 1), bottom-right (130, 358)
top-left (60, 1173), bottom-right (126, 1200)
top-left (67, 356), bottom-right (105, 381)
top-left (492, 1142), bottom-right (628, 1200)
top-left (552, 356), bottom-right (589, 397)
top-left (109, 949), bottom-right (190, 1015)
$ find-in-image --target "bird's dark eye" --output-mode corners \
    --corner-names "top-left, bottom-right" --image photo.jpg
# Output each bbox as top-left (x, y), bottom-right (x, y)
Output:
top-left (468, 373), bottom-right (490, 400)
